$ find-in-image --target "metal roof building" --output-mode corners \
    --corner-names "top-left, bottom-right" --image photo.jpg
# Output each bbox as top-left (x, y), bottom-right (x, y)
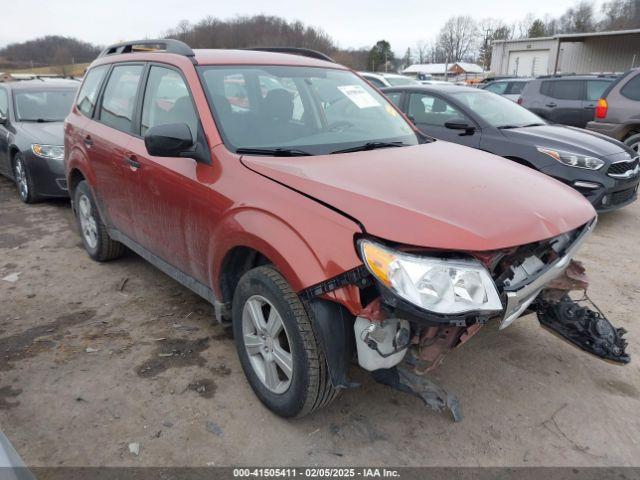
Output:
top-left (490, 29), bottom-right (640, 77)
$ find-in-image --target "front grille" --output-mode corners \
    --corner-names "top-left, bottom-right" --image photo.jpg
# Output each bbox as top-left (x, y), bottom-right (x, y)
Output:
top-left (608, 157), bottom-right (639, 176)
top-left (611, 187), bottom-right (637, 205)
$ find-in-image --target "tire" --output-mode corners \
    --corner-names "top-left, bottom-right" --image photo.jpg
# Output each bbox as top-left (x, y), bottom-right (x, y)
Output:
top-left (13, 152), bottom-right (39, 204)
top-left (232, 265), bottom-right (339, 417)
top-left (73, 180), bottom-right (125, 262)
top-left (624, 132), bottom-right (640, 154)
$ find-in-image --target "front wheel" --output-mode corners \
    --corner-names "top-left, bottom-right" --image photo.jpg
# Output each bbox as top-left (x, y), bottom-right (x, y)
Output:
top-left (13, 153), bottom-right (38, 204)
top-left (232, 265), bottom-right (339, 417)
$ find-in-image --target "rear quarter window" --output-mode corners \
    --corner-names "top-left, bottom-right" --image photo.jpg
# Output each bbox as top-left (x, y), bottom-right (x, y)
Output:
top-left (621, 74), bottom-right (640, 101)
top-left (586, 80), bottom-right (612, 101)
top-left (76, 66), bottom-right (108, 117)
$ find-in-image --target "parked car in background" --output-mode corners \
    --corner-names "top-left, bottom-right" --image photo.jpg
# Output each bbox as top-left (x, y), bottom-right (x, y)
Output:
top-left (586, 68), bottom-right (640, 153)
top-left (65, 40), bottom-right (628, 422)
top-left (519, 75), bottom-right (616, 128)
top-left (419, 79), bottom-right (452, 86)
top-left (358, 71), bottom-right (419, 88)
top-left (479, 78), bottom-right (530, 102)
top-left (478, 75), bottom-right (516, 84)
top-left (381, 85), bottom-right (639, 211)
top-left (0, 78), bottom-right (79, 203)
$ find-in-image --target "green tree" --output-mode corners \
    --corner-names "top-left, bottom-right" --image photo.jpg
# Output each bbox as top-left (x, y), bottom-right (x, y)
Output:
top-left (528, 19), bottom-right (547, 37)
top-left (367, 40), bottom-right (394, 72)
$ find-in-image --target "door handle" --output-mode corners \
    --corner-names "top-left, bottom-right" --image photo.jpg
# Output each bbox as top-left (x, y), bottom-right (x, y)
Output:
top-left (124, 155), bottom-right (141, 169)
top-left (584, 104), bottom-right (596, 109)
top-left (83, 135), bottom-right (93, 147)
top-left (545, 102), bottom-right (557, 108)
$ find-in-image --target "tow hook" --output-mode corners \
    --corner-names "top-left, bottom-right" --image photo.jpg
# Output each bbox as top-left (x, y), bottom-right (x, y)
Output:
top-left (536, 295), bottom-right (630, 365)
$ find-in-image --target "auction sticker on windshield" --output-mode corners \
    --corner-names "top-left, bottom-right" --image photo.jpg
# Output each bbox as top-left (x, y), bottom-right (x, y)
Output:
top-left (337, 85), bottom-right (380, 108)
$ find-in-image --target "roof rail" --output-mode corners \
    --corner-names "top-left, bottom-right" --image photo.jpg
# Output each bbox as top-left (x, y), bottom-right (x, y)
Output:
top-left (98, 39), bottom-right (195, 58)
top-left (246, 47), bottom-right (335, 63)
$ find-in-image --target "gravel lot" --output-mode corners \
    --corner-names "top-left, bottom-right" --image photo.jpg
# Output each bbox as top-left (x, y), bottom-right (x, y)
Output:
top-left (1, 174), bottom-right (639, 467)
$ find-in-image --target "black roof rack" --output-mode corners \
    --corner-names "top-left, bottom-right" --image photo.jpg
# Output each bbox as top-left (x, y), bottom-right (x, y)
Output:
top-left (98, 39), bottom-right (195, 58)
top-left (246, 47), bottom-right (335, 63)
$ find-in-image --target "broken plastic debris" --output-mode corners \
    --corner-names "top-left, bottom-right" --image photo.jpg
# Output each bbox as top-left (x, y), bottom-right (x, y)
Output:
top-left (2, 272), bottom-right (21, 283)
top-left (205, 420), bottom-right (223, 437)
top-left (128, 443), bottom-right (140, 456)
top-left (85, 347), bottom-right (100, 353)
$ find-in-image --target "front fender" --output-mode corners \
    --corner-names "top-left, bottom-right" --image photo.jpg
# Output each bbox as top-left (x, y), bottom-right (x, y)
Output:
top-left (211, 204), bottom-right (363, 311)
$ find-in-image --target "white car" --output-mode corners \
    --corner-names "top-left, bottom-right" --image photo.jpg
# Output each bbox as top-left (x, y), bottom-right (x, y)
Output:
top-left (480, 78), bottom-right (531, 102)
top-left (358, 72), bottom-right (420, 88)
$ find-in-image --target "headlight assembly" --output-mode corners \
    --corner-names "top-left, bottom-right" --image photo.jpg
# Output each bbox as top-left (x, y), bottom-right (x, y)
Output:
top-left (537, 147), bottom-right (604, 170)
top-left (31, 144), bottom-right (64, 161)
top-left (359, 239), bottom-right (503, 315)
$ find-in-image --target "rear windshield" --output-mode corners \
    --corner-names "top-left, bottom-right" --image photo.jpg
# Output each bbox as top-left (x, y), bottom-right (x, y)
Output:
top-left (198, 65), bottom-right (418, 155)
top-left (385, 76), bottom-right (419, 86)
top-left (13, 88), bottom-right (76, 122)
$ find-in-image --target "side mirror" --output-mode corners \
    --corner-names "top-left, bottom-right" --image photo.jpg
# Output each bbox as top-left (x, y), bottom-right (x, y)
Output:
top-left (144, 123), bottom-right (194, 158)
top-left (444, 118), bottom-right (475, 135)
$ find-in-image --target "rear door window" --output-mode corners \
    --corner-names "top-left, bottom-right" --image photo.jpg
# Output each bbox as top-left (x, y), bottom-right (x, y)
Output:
top-left (547, 80), bottom-right (583, 100)
top-left (141, 66), bottom-right (198, 140)
top-left (76, 66), bottom-right (108, 117)
top-left (586, 80), bottom-right (611, 101)
top-left (99, 64), bottom-right (144, 132)
top-left (621, 74), bottom-right (640, 101)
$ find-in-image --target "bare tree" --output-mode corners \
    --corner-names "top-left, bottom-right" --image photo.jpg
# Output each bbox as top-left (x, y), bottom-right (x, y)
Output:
top-left (436, 16), bottom-right (478, 64)
top-left (414, 40), bottom-right (428, 63)
top-left (559, 1), bottom-right (596, 33)
top-left (477, 18), bottom-right (510, 70)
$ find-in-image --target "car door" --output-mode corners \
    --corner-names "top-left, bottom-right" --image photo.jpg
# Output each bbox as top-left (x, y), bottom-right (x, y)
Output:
top-left (583, 79), bottom-right (612, 126)
top-left (0, 86), bottom-right (11, 176)
top-left (84, 63), bottom-right (144, 237)
top-left (544, 80), bottom-right (585, 126)
top-left (406, 91), bottom-right (480, 147)
top-left (125, 64), bottom-right (214, 283)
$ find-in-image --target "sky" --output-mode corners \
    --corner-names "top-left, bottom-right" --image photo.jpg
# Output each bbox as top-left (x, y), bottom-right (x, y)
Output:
top-left (2, 0), bottom-right (589, 54)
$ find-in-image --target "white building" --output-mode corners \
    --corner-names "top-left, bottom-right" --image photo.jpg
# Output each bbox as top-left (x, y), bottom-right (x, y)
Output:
top-left (490, 29), bottom-right (640, 77)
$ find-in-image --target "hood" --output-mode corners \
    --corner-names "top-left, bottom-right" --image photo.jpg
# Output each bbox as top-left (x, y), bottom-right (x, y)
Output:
top-left (503, 124), bottom-right (628, 158)
top-left (241, 142), bottom-right (596, 252)
top-left (17, 122), bottom-right (64, 145)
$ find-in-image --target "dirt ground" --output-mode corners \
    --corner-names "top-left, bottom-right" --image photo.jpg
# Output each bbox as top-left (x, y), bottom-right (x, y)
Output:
top-left (1, 174), bottom-right (639, 467)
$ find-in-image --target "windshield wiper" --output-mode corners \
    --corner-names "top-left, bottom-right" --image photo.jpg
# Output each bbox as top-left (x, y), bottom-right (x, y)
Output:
top-left (522, 123), bottom-right (546, 127)
top-left (235, 147), bottom-right (312, 157)
top-left (331, 141), bottom-right (407, 154)
top-left (496, 125), bottom-right (521, 130)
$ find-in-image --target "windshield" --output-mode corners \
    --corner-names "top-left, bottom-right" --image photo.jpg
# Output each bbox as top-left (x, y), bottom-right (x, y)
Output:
top-left (452, 90), bottom-right (545, 128)
top-left (198, 66), bottom-right (418, 155)
top-left (385, 76), bottom-right (419, 86)
top-left (14, 89), bottom-right (76, 122)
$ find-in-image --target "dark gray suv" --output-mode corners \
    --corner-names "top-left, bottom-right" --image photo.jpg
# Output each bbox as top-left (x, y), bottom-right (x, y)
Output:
top-left (586, 68), bottom-right (640, 153)
top-left (519, 75), bottom-right (615, 128)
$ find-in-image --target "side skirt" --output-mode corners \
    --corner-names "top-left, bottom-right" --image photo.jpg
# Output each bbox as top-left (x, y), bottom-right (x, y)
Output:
top-left (107, 228), bottom-right (227, 323)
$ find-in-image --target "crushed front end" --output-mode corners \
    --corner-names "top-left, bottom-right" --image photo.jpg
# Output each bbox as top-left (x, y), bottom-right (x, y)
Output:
top-left (347, 218), bottom-right (629, 421)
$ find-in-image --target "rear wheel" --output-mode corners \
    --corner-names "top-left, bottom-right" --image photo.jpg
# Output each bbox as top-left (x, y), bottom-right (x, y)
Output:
top-left (13, 153), bottom-right (38, 204)
top-left (232, 265), bottom-right (339, 417)
top-left (74, 180), bottom-right (125, 262)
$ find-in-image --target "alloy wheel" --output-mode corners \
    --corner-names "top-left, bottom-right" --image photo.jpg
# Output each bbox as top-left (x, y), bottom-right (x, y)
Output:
top-left (241, 295), bottom-right (293, 394)
top-left (77, 194), bottom-right (98, 249)
top-left (14, 158), bottom-right (28, 200)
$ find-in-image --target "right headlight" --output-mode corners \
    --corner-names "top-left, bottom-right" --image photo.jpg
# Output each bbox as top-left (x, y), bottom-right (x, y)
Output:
top-left (359, 239), bottom-right (503, 315)
top-left (537, 147), bottom-right (604, 170)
